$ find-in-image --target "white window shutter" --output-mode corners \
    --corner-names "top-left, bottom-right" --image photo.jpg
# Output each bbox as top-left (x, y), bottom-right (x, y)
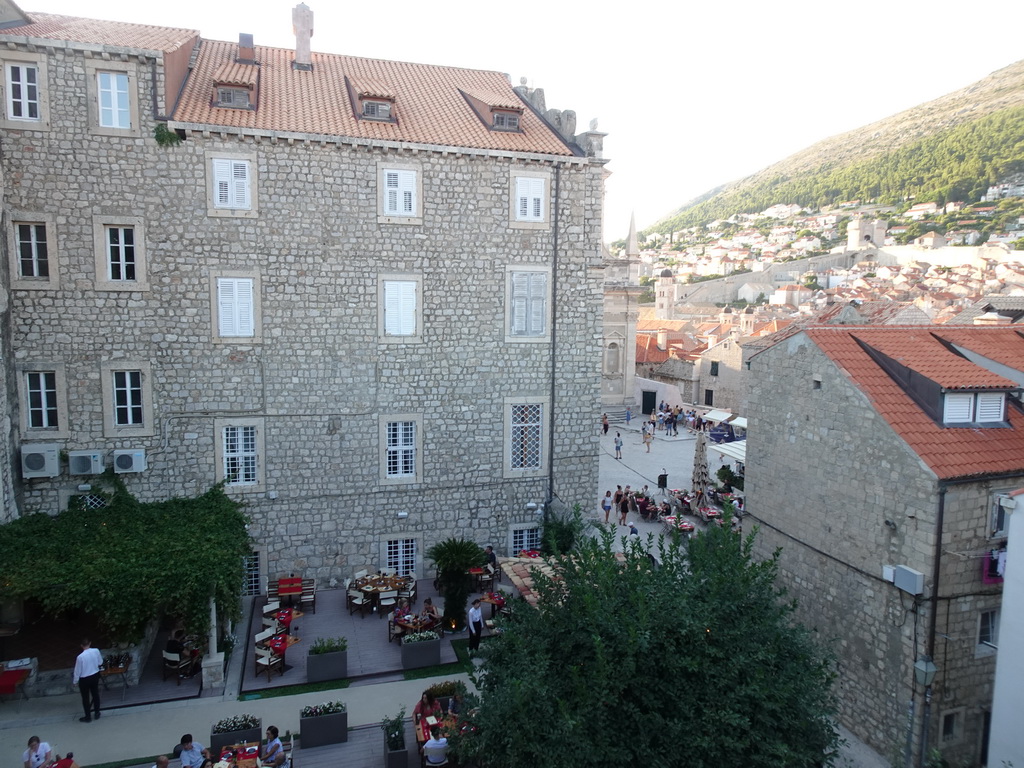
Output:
top-left (231, 161), bottom-right (251, 209)
top-left (528, 272), bottom-right (546, 334)
top-left (943, 392), bottom-right (973, 423)
top-left (385, 170), bottom-right (399, 214)
top-left (511, 272), bottom-right (529, 335)
top-left (515, 177), bottom-right (545, 221)
top-left (218, 277), bottom-right (255, 337)
top-left (384, 280), bottom-right (416, 336)
top-left (400, 171), bottom-right (415, 214)
top-left (977, 392), bottom-right (1005, 422)
top-left (213, 158), bottom-right (231, 207)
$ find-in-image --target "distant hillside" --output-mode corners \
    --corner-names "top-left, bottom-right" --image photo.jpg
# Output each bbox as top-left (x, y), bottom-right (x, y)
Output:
top-left (652, 59), bottom-right (1024, 233)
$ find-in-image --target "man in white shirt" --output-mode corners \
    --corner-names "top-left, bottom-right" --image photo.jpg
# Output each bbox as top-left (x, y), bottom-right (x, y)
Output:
top-left (422, 726), bottom-right (449, 766)
top-left (178, 735), bottom-right (205, 768)
top-left (468, 598), bottom-right (484, 652)
top-left (72, 638), bottom-right (103, 722)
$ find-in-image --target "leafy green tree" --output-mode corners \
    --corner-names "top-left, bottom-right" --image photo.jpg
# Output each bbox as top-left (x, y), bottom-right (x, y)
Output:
top-left (456, 527), bottom-right (839, 768)
top-left (426, 537), bottom-right (486, 631)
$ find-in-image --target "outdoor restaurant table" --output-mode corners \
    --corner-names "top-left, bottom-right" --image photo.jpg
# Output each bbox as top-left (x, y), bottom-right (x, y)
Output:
top-left (468, 566), bottom-right (485, 589)
top-left (395, 614), bottom-right (436, 633)
top-left (354, 575), bottom-right (407, 609)
top-left (416, 713), bottom-right (457, 744)
top-left (267, 632), bottom-right (300, 659)
top-left (479, 592), bottom-right (506, 618)
top-left (219, 743), bottom-right (259, 768)
top-left (278, 576), bottom-right (302, 605)
top-left (0, 668), bottom-right (29, 699)
top-left (274, 608), bottom-right (303, 630)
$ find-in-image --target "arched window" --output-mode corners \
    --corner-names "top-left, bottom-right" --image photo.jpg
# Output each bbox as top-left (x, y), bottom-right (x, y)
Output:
top-left (605, 342), bottom-right (620, 374)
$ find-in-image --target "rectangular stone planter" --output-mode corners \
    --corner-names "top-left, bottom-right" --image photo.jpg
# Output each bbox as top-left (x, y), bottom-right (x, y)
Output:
top-left (401, 638), bottom-right (441, 669)
top-left (307, 649), bottom-right (347, 683)
top-left (210, 723), bottom-right (262, 751)
top-left (300, 710), bottom-right (347, 747)
top-left (384, 739), bottom-right (408, 768)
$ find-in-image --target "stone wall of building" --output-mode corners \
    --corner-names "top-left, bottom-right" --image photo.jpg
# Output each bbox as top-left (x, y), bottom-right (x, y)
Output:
top-left (5, 44), bottom-right (604, 582)
top-left (745, 332), bottom-right (1005, 765)
top-left (697, 335), bottom-right (744, 411)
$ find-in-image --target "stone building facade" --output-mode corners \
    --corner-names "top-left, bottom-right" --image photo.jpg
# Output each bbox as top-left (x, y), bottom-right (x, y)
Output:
top-left (0, 6), bottom-right (606, 586)
top-left (746, 326), bottom-right (1023, 766)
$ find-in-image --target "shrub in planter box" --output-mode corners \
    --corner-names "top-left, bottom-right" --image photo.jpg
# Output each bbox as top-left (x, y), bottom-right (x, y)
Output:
top-left (300, 700), bottom-right (348, 747)
top-left (381, 706), bottom-right (407, 768)
top-left (400, 630), bottom-right (441, 669)
top-left (307, 636), bottom-right (348, 683)
top-left (210, 713), bottom-right (261, 751)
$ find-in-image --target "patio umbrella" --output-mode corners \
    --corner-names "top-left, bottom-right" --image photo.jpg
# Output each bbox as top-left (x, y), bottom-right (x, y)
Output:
top-left (691, 430), bottom-right (711, 511)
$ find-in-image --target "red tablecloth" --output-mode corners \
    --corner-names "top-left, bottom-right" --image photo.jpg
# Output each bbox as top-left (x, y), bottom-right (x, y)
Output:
top-left (0, 668), bottom-right (28, 695)
top-left (278, 577), bottom-right (302, 596)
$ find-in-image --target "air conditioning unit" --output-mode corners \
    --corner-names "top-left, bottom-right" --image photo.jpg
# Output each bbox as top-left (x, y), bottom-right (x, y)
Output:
top-left (68, 450), bottom-right (104, 476)
top-left (894, 565), bottom-right (924, 596)
top-left (113, 448), bottom-right (147, 473)
top-left (21, 443), bottom-right (59, 478)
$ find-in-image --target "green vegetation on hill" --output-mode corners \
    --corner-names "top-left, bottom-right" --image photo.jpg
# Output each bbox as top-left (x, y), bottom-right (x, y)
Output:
top-left (654, 106), bottom-right (1024, 233)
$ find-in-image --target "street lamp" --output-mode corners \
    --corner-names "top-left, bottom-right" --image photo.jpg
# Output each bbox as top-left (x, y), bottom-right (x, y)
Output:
top-left (913, 655), bottom-right (937, 686)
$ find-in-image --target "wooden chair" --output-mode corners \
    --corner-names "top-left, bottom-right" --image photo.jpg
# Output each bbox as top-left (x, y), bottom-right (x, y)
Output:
top-left (388, 617), bottom-right (402, 643)
top-left (377, 590), bottom-right (398, 617)
top-left (421, 744), bottom-right (449, 767)
top-left (353, 569), bottom-right (368, 580)
top-left (254, 628), bottom-right (275, 647)
top-left (343, 577), bottom-right (352, 591)
top-left (162, 651), bottom-right (190, 684)
top-left (267, 580), bottom-right (280, 601)
top-left (262, 600), bottom-right (280, 616)
top-left (255, 646), bottom-right (284, 681)
top-left (262, 615), bottom-right (280, 633)
top-left (478, 566), bottom-right (495, 591)
top-left (382, 567), bottom-right (397, 577)
top-left (398, 579), bottom-right (417, 605)
top-left (300, 578), bottom-right (317, 614)
top-left (347, 589), bottom-right (370, 617)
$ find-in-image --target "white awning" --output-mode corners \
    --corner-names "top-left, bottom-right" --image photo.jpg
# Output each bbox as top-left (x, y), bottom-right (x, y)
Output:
top-left (730, 416), bottom-right (747, 429)
top-left (709, 440), bottom-right (746, 462)
top-left (703, 409), bottom-right (733, 423)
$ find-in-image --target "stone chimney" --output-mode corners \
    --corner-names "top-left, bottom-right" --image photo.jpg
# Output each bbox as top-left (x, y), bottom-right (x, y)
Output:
top-left (292, 3), bottom-right (314, 71)
top-left (973, 311), bottom-right (1012, 326)
top-left (657, 330), bottom-right (668, 351)
top-left (237, 33), bottom-right (255, 65)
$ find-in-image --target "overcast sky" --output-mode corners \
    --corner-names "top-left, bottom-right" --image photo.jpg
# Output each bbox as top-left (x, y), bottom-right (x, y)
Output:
top-left (28, 0), bottom-right (1024, 241)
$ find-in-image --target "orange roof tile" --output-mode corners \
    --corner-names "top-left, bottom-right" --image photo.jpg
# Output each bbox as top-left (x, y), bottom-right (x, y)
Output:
top-left (805, 326), bottom-right (1024, 480)
top-left (636, 335), bottom-right (670, 364)
top-left (173, 40), bottom-right (575, 153)
top-left (212, 61), bottom-right (258, 88)
top-left (1, 12), bottom-right (197, 53)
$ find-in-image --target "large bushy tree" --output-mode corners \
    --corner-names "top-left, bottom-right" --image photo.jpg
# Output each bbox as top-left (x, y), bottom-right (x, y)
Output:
top-left (427, 537), bottom-right (486, 631)
top-left (456, 525), bottom-right (839, 768)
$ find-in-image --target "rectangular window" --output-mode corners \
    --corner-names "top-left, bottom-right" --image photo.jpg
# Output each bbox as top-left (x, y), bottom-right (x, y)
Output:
top-left (384, 169), bottom-right (416, 216)
top-left (515, 176), bottom-right (544, 222)
top-left (941, 711), bottom-right (962, 744)
top-left (976, 392), bottom-right (1005, 422)
top-left (25, 371), bottom-right (57, 429)
top-left (223, 424), bottom-right (258, 485)
top-left (992, 494), bottom-right (1011, 538)
top-left (16, 223), bottom-right (48, 278)
top-left (242, 552), bottom-right (261, 597)
top-left (510, 403), bottom-right (542, 470)
top-left (213, 158), bottom-right (252, 210)
top-left (97, 71), bottom-right (130, 129)
top-left (112, 370), bottom-right (143, 426)
top-left (494, 112), bottom-right (520, 131)
top-left (704, 389), bottom-right (714, 406)
top-left (386, 421), bottom-right (416, 478)
top-left (363, 101), bottom-right (391, 120)
top-left (979, 609), bottom-right (999, 648)
top-left (217, 277), bottom-right (256, 337)
top-left (513, 527), bottom-right (541, 553)
top-left (105, 226), bottom-right (136, 281)
top-left (509, 270), bottom-right (548, 337)
top-left (386, 538), bottom-right (417, 576)
top-left (710, 361), bottom-right (720, 377)
top-left (383, 280), bottom-right (417, 336)
top-left (216, 87), bottom-right (250, 108)
top-left (6, 63), bottom-right (38, 121)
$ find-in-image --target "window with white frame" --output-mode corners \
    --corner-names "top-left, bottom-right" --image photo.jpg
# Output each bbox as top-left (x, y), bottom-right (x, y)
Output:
top-left (508, 269), bottom-right (549, 339)
top-left (105, 226), bottom-right (136, 281)
top-left (386, 538), bottom-right (417, 576)
top-left (16, 223), bottom-right (48, 278)
top-left (382, 279), bottom-right (418, 337)
top-left (515, 176), bottom-right (544, 222)
top-left (512, 526), bottom-right (541, 553)
top-left (217, 277), bottom-right (256, 337)
top-left (223, 424), bottom-right (258, 485)
top-left (216, 87), bottom-right (250, 109)
top-left (97, 71), bottom-right (130, 129)
top-left (112, 370), bottom-right (144, 427)
top-left (386, 421), bottom-right (416, 478)
top-left (25, 371), bottom-right (58, 430)
top-left (943, 391), bottom-right (1006, 424)
top-left (242, 552), bottom-right (261, 596)
top-left (979, 608), bottom-right (1000, 649)
top-left (493, 111), bottom-right (520, 131)
top-left (6, 62), bottom-right (38, 121)
top-left (363, 100), bottom-right (392, 120)
top-left (510, 403), bottom-right (542, 470)
top-left (212, 158), bottom-right (252, 210)
top-left (383, 168), bottom-right (417, 216)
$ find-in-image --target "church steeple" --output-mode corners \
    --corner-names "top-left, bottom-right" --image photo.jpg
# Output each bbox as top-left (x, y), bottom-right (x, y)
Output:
top-left (626, 211), bottom-right (639, 257)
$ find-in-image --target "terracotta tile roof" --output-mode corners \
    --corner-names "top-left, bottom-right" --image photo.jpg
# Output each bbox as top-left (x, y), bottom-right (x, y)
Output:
top-left (805, 326), bottom-right (1024, 480)
top-left (636, 335), bottom-right (670, 364)
top-left (172, 39), bottom-right (575, 153)
top-left (934, 327), bottom-right (1024, 372)
top-left (0, 12), bottom-right (197, 53)
top-left (212, 62), bottom-right (258, 88)
top-left (461, 88), bottom-right (522, 111)
top-left (349, 76), bottom-right (396, 100)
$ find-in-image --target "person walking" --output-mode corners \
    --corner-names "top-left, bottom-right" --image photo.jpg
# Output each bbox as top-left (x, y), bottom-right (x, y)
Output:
top-left (468, 599), bottom-right (484, 652)
top-left (601, 490), bottom-right (613, 523)
top-left (643, 429), bottom-right (653, 453)
top-left (624, 406), bottom-right (632, 425)
top-left (73, 638), bottom-right (102, 723)
top-left (613, 432), bottom-right (623, 460)
top-left (619, 488), bottom-right (630, 526)
top-left (601, 413), bottom-right (609, 435)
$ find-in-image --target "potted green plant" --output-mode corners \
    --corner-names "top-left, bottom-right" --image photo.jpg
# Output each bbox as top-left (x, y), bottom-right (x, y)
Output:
top-left (427, 537), bottom-right (486, 631)
top-left (299, 700), bottom-right (347, 747)
top-left (210, 713), bottom-right (261, 751)
top-left (424, 679), bottom-right (467, 713)
top-left (380, 706), bottom-right (407, 768)
top-left (306, 635), bottom-right (348, 683)
top-left (400, 630), bottom-right (441, 669)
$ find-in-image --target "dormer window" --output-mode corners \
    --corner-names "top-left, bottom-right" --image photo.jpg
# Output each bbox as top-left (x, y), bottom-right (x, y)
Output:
top-left (216, 87), bottom-right (251, 109)
top-left (363, 100), bottom-right (392, 121)
top-left (493, 110), bottom-right (520, 131)
top-left (943, 391), bottom-right (1006, 425)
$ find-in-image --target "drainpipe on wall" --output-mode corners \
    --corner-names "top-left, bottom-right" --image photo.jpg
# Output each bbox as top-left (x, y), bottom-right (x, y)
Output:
top-left (919, 484), bottom-right (947, 767)
top-left (545, 163), bottom-right (561, 522)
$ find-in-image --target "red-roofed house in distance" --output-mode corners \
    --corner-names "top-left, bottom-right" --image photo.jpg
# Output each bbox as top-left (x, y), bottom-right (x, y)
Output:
top-left (746, 326), bottom-right (1024, 766)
